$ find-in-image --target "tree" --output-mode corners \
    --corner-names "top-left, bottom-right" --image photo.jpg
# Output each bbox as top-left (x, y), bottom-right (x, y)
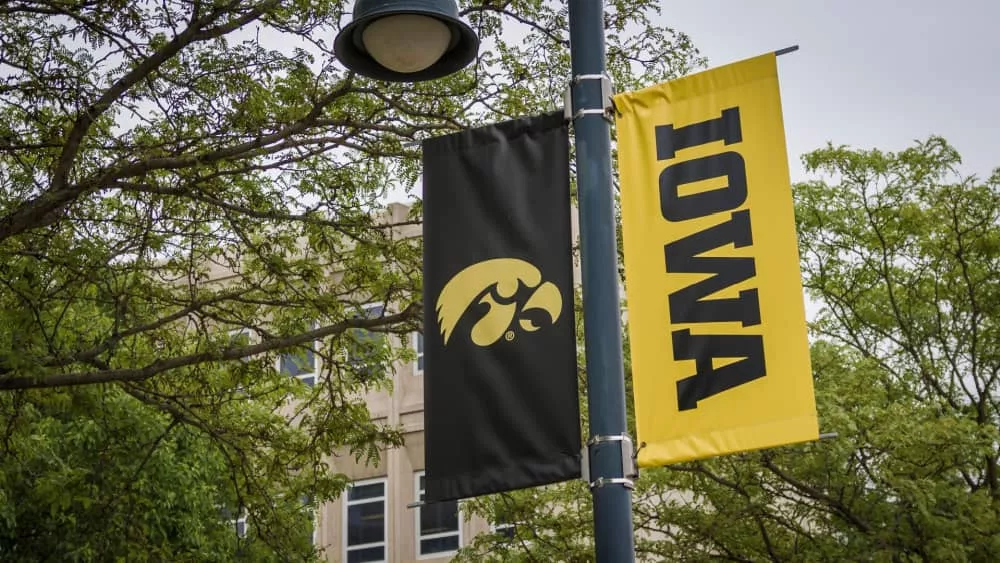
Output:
top-left (0, 0), bottom-right (701, 559)
top-left (459, 138), bottom-right (1000, 562)
top-left (0, 385), bottom-right (317, 561)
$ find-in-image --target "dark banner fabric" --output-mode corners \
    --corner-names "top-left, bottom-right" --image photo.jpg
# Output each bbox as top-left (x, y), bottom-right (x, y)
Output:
top-left (422, 111), bottom-right (580, 503)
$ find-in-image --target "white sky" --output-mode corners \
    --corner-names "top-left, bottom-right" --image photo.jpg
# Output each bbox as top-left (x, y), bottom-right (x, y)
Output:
top-left (660, 0), bottom-right (1000, 182)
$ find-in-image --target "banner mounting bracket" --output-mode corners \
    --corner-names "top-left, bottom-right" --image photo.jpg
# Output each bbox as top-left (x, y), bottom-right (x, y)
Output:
top-left (564, 73), bottom-right (615, 124)
top-left (581, 433), bottom-right (638, 490)
top-left (590, 477), bottom-right (634, 490)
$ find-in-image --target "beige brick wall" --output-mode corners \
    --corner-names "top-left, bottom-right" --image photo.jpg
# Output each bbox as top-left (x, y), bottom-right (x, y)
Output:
top-left (313, 331), bottom-right (493, 563)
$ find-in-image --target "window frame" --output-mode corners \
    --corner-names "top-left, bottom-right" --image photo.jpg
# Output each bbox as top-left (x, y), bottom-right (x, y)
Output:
top-left (490, 519), bottom-right (516, 540)
top-left (227, 327), bottom-right (254, 363)
top-left (300, 494), bottom-right (318, 547)
top-left (218, 504), bottom-right (248, 538)
top-left (411, 331), bottom-right (424, 376)
top-left (234, 510), bottom-right (248, 539)
top-left (345, 302), bottom-right (386, 376)
top-left (277, 321), bottom-right (318, 387)
top-left (311, 506), bottom-right (318, 546)
top-left (343, 477), bottom-right (388, 563)
top-left (414, 471), bottom-right (461, 559)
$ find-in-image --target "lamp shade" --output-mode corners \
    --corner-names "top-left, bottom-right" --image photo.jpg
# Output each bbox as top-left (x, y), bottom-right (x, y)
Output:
top-left (334, 0), bottom-right (479, 82)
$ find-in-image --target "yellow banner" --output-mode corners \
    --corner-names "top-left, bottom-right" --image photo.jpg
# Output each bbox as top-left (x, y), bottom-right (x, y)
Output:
top-left (614, 53), bottom-right (818, 468)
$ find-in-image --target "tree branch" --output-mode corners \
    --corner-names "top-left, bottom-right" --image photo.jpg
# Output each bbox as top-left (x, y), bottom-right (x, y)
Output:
top-left (0, 301), bottom-right (419, 390)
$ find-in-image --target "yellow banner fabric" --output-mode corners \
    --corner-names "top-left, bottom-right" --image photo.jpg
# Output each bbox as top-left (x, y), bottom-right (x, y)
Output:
top-left (614, 53), bottom-right (818, 468)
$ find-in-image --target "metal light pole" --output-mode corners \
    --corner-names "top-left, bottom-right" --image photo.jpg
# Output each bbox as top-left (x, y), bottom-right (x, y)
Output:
top-left (568, 2), bottom-right (637, 562)
top-left (335, 2), bottom-right (636, 561)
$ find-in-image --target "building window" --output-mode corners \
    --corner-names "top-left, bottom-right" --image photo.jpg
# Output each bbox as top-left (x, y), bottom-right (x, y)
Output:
top-left (279, 321), bottom-right (317, 386)
top-left (491, 517), bottom-right (516, 540)
top-left (412, 332), bottom-right (424, 375)
top-left (228, 328), bottom-right (252, 362)
top-left (220, 506), bottom-right (248, 538)
top-left (345, 478), bottom-right (387, 563)
top-left (234, 511), bottom-right (248, 538)
top-left (415, 472), bottom-right (460, 557)
top-left (279, 347), bottom-right (316, 387)
top-left (347, 303), bottom-right (386, 377)
top-left (301, 495), bottom-right (317, 546)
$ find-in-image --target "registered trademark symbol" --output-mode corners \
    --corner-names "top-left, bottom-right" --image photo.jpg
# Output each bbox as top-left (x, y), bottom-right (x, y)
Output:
top-left (505, 330), bottom-right (515, 341)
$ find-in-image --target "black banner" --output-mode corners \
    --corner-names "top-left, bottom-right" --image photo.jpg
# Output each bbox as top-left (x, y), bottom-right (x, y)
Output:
top-left (422, 111), bottom-right (580, 502)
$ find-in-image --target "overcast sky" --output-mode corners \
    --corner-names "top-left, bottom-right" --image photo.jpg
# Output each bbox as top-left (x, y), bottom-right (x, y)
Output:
top-left (660, 0), bottom-right (1000, 182)
top-left (383, 1), bottom-right (997, 203)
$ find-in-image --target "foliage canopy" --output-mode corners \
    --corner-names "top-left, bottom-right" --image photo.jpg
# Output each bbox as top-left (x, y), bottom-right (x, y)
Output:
top-left (0, 0), bottom-right (700, 559)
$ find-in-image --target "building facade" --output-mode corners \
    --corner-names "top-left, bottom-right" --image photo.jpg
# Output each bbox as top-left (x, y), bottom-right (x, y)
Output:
top-left (310, 329), bottom-right (494, 563)
top-left (262, 202), bottom-right (580, 562)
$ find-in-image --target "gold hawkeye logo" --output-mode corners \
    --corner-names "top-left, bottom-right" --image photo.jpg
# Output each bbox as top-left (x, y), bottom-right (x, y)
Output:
top-left (437, 258), bottom-right (563, 347)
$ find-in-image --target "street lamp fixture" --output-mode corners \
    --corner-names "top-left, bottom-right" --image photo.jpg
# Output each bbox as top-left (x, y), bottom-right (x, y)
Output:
top-left (334, 0), bottom-right (479, 82)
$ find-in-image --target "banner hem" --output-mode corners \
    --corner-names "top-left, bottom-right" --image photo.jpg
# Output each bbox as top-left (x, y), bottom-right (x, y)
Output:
top-left (636, 415), bottom-right (820, 469)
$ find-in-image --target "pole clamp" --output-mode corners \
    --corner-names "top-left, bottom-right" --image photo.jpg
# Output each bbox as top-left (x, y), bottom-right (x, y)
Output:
top-left (581, 433), bottom-right (638, 490)
top-left (563, 73), bottom-right (615, 123)
top-left (590, 477), bottom-right (634, 490)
